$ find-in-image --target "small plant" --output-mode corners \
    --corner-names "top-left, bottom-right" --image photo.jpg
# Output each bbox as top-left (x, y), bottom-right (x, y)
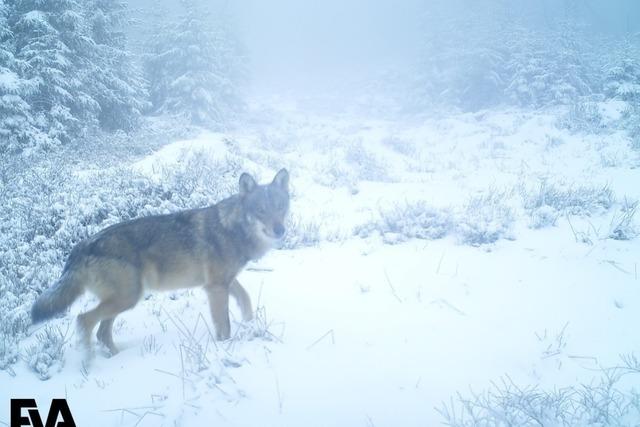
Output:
top-left (456, 190), bottom-right (515, 246)
top-left (0, 334), bottom-right (19, 373)
top-left (609, 199), bottom-right (638, 241)
top-left (281, 214), bottom-right (322, 249)
top-left (355, 201), bottom-right (452, 244)
top-left (345, 141), bottom-right (391, 182)
top-left (559, 101), bottom-right (605, 134)
top-left (521, 180), bottom-right (615, 224)
top-left (438, 354), bottom-right (640, 426)
top-left (234, 304), bottom-right (282, 343)
top-left (23, 325), bottom-right (70, 380)
top-left (381, 136), bottom-right (417, 157)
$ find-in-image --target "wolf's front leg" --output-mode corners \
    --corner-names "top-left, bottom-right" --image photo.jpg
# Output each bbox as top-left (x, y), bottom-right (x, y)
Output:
top-left (229, 279), bottom-right (253, 322)
top-left (205, 284), bottom-right (230, 340)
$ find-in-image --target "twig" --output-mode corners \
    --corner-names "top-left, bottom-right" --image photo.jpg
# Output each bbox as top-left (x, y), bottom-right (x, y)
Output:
top-left (602, 260), bottom-right (631, 275)
top-left (180, 345), bottom-right (186, 400)
top-left (154, 369), bottom-right (195, 384)
top-left (566, 214), bottom-right (578, 243)
top-left (567, 355), bottom-right (598, 363)
top-left (275, 373), bottom-right (283, 414)
top-left (134, 411), bottom-right (164, 427)
top-left (246, 267), bottom-right (274, 272)
top-left (383, 269), bottom-right (402, 303)
top-left (430, 298), bottom-right (466, 316)
top-left (436, 251), bottom-right (445, 274)
top-left (306, 329), bottom-right (335, 350)
top-left (102, 405), bottom-right (161, 413)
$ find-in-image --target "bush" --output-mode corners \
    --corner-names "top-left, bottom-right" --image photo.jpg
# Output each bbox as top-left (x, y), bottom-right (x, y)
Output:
top-left (345, 141), bottom-right (391, 182)
top-left (455, 191), bottom-right (515, 246)
top-left (24, 325), bottom-right (69, 380)
top-left (521, 180), bottom-right (614, 229)
top-left (438, 354), bottom-right (640, 426)
top-left (609, 199), bottom-right (638, 241)
top-left (558, 101), bottom-right (605, 134)
top-left (354, 201), bottom-right (453, 244)
top-left (281, 214), bottom-right (321, 249)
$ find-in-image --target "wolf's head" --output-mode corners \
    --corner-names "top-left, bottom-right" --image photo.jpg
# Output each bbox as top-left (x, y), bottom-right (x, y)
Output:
top-left (239, 169), bottom-right (290, 244)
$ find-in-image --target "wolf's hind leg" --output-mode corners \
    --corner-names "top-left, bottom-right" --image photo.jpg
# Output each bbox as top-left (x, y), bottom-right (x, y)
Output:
top-left (96, 318), bottom-right (118, 355)
top-left (78, 289), bottom-right (140, 356)
top-left (230, 279), bottom-right (253, 322)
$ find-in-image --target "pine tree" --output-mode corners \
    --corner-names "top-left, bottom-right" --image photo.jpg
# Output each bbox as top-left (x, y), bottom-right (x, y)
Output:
top-left (604, 38), bottom-right (640, 103)
top-left (505, 20), bottom-right (598, 107)
top-left (145, 0), bottom-right (244, 126)
top-left (84, 0), bottom-right (148, 131)
top-left (0, 0), bottom-right (43, 154)
top-left (12, 0), bottom-right (99, 143)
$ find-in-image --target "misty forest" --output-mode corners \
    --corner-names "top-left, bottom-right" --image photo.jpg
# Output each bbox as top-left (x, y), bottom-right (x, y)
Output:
top-left (1, 0), bottom-right (640, 425)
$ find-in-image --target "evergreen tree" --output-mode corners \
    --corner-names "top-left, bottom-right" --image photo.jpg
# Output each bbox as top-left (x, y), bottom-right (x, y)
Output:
top-left (12, 0), bottom-right (99, 143)
top-left (604, 38), bottom-right (640, 102)
top-left (84, 0), bottom-right (148, 131)
top-left (2, 0), bottom-right (149, 150)
top-left (145, 0), bottom-right (244, 126)
top-left (0, 0), bottom-right (43, 153)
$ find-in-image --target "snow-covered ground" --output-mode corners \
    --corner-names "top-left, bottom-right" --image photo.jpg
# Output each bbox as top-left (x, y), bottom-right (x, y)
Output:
top-left (2, 100), bottom-right (640, 426)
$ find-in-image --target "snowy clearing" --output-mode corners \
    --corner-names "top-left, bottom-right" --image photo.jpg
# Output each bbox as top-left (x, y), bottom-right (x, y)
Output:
top-left (2, 101), bottom-right (639, 426)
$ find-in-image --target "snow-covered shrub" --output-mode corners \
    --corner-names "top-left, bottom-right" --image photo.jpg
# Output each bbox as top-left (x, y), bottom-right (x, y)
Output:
top-left (528, 205), bottom-right (560, 229)
top-left (456, 191), bottom-right (515, 246)
top-left (144, 0), bottom-right (245, 126)
top-left (609, 200), bottom-right (638, 241)
top-left (316, 153), bottom-right (359, 191)
top-left (521, 180), bottom-right (614, 224)
top-left (354, 201), bottom-right (452, 244)
top-left (620, 102), bottom-right (640, 152)
top-left (234, 304), bottom-right (281, 342)
top-left (381, 136), bottom-right (417, 157)
top-left (505, 21), bottom-right (599, 108)
top-left (345, 141), bottom-right (391, 182)
top-left (604, 39), bottom-right (640, 103)
top-left (438, 354), bottom-right (640, 426)
top-left (282, 214), bottom-right (321, 249)
top-left (558, 101), bottom-right (605, 134)
top-left (151, 150), bottom-right (242, 207)
top-left (24, 325), bottom-right (69, 380)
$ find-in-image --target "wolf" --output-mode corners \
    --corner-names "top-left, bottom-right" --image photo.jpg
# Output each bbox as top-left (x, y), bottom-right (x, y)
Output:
top-left (31, 169), bottom-right (290, 356)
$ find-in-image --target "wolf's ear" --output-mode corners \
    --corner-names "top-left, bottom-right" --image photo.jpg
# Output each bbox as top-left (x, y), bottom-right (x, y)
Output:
top-left (239, 173), bottom-right (257, 196)
top-left (272, 168), bottom-right (289, 192)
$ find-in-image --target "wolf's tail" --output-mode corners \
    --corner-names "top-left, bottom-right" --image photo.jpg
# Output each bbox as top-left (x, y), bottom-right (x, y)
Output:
top-left (31, 267), bottom-right (84, 324)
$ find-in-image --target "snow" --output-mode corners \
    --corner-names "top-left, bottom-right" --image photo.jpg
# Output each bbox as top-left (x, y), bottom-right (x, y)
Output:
top-left (0, 69), bottom-right (21, 93)
top-left (2, 100), bottom-right (639, 426)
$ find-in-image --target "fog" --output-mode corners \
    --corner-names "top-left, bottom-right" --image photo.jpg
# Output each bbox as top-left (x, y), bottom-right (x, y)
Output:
top-left (228, 0), bottom-right (424, 93)
top-left (127, 0), bottom-right (640, 104)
